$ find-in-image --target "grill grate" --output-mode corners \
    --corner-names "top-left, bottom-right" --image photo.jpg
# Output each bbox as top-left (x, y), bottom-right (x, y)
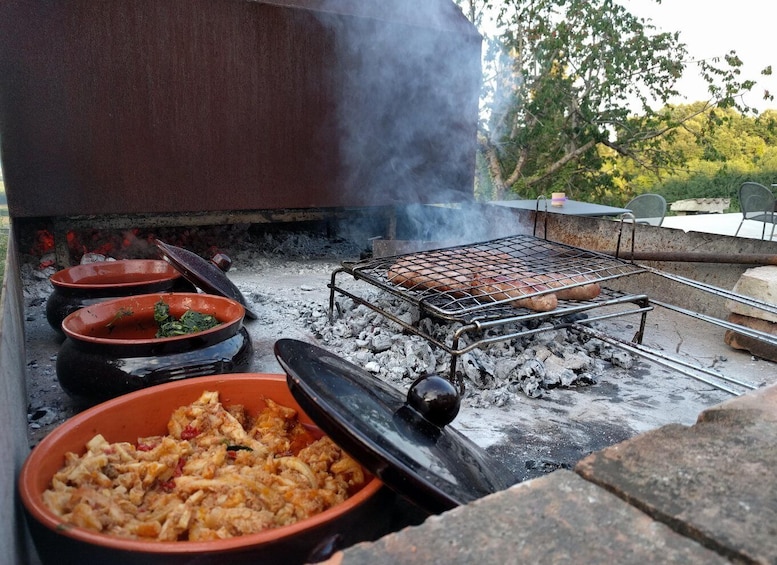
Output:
top-left (328, 235), bottom-right (652, 386)
top-left (337, 235), bottom-right (646, 321)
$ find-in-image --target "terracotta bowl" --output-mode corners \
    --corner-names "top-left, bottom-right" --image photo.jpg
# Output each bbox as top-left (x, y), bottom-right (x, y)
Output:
top-left (56, 293), bottom-right (253, 405)
top-left (46, 260), bottom-right (196, 337)
top-left (19, 374), bottom-right (386, 565)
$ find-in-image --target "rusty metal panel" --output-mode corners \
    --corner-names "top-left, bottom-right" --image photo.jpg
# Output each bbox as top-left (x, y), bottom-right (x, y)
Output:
top-left (0, 0), bottom-right (481, 218)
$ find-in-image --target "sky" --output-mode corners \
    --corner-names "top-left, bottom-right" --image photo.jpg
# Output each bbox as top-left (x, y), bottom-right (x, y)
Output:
top-left (621, 0), bottom-right (776, 113)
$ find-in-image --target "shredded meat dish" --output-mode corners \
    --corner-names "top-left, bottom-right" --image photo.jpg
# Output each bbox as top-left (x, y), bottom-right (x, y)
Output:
top-left (42, 391), bottom-right (366, 541)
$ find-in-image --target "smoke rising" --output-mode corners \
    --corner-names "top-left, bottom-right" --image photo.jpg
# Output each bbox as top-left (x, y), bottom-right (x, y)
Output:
top-left (312, 0), bottom-right (483, 208)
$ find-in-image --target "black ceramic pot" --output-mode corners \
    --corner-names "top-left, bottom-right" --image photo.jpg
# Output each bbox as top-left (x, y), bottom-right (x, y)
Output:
top-left (46, 260), bottom-right (196, 337)
top-left (56, 293), bottom-right (253, 405)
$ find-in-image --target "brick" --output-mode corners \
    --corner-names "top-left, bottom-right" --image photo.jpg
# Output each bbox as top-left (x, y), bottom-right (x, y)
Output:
top-left (726, 266), bottom-right (777, 323)
top-left (724, 312), bottom-right (777, 361)
top-left (337, 470), bottom-right (726, 564)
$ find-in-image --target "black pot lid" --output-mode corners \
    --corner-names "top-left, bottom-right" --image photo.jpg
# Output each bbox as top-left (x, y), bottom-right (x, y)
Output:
top-left (273, 338), bottom-right (514, 515)
top-left (154, 239), bottom-right (258, 320)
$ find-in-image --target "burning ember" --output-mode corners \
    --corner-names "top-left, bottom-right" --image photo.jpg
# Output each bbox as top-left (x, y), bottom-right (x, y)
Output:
top-left (25, 225), bottom-right (248, 267)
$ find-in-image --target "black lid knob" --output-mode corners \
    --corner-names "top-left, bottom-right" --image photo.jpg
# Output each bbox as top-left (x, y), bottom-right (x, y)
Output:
top-left (210, 253), bottom-right (232, 272)
top-left (407, 374), bottom-right (461, 427)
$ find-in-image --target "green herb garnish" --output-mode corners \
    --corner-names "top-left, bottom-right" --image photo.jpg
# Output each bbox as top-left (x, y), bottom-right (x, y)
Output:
top-left (154, 300), bottom-right (221, 337)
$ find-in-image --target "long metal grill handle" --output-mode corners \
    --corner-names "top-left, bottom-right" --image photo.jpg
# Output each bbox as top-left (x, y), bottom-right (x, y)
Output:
top-left (646, 267), bottom-right (777, 318)
top-left (651, 298), bottom-right (777, 348)
top-left (571, 324), bottom-right (759, 396)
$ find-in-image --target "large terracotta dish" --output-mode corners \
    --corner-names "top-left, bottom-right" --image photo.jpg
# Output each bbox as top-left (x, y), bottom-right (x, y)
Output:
top-left (46, 260), bottom-right (196, 336)
top-left (56, 293), bottom-right (253, 404)
top-left (61, 291), bottom-right (244, 344)
top-left (19, 374), bottom-right (385, 565)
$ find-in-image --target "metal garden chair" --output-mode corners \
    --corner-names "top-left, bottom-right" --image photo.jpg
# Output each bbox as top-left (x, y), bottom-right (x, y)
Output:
top-left (625, 193), bottom-right (667, 226)
top-left (734, 182), bottom-right (777, 240)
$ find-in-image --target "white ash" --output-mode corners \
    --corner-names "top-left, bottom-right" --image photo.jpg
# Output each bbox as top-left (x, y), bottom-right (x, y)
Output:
top-left (20, 259), bottom-right (57, 302)
top-left (295, 286), bottom-right (633, 406)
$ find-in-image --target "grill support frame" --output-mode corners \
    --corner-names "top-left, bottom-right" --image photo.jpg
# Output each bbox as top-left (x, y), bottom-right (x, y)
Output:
top-left (327, 233), bottom-right (655, 390)
top-left (329, 267), bottom-right (651, 390)
top-left (328, 255), bottom-right (777, 396)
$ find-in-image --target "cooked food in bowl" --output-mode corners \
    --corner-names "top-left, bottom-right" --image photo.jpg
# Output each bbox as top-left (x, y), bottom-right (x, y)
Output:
top-left (19, 374), bottom-right (384, 565)
top-left (62, 293), bottom-right (242, 343)
top-left (42, 390), bottom-right (365, 541)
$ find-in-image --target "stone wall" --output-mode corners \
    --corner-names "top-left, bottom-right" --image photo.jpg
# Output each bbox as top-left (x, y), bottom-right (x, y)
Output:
top-left (0, 232), bottom-right (38, 564)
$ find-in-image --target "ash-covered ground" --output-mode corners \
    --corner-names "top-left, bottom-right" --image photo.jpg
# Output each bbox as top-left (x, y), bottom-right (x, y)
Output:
top-left (21, 223), bottom-right (776, 483)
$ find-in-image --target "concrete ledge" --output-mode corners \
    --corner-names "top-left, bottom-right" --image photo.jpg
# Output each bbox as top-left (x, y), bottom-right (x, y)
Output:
top-left (700, 380), bottom-right (777, 423)
top-left (335, 470), bottom-right (726, 564)
top-left (0, 233), bottom-right (38, 564)
top-left (576, 383), bottom-right (777, 563)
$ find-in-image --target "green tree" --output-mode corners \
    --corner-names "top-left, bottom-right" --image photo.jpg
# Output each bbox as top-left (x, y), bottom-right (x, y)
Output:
top-left (606, 104), bottom-right (777, 207)
top-left (456, 0), bottom-right (772, 202)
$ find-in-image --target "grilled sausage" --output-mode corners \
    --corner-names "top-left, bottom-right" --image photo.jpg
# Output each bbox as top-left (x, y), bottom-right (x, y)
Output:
top-left (471, 273), bottom-right (559, 311)
top-left (529, 273), bottom-right (601, 301)
top-left (387, 248), bottom-right (598, 312)
top-left (387, 256), bottom-right (473, 295)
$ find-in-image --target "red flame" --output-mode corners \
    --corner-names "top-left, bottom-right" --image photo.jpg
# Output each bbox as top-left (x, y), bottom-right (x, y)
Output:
top-left (30, 227), bottom-right (218, 267)
top-left (31, 230), bottom-right (55, 255)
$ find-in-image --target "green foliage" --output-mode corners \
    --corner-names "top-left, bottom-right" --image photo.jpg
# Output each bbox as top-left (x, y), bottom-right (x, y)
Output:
top-left (611, 106), bottom-right (777, 209)
top-left (456, 0), bottom-right (772, 204)
top-left (153, 300), bottom-right (221, 338)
